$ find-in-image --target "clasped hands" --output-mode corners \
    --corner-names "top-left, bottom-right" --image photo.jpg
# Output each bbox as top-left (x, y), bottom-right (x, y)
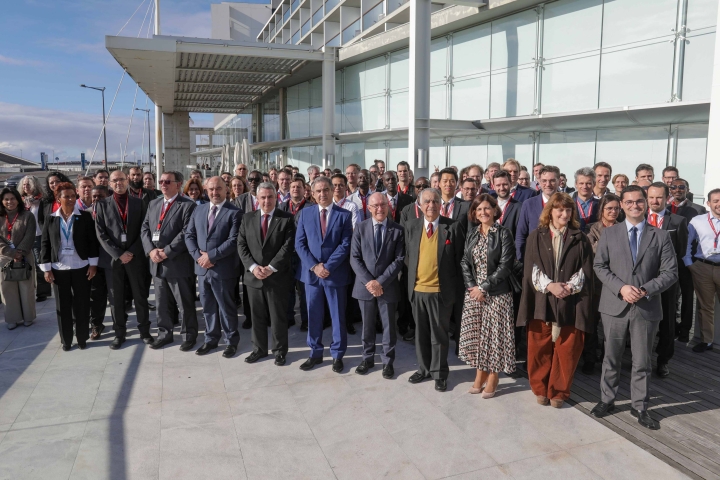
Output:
top-left (547, 282), bottom-right (573, 299)
top-left (620, 285), bottom-right (645, 304)
top-left (45, 265), bottom-right (96, 284)
top-left (252, 265), bottom-right (274, 280)
top-left (197, 251), bottom-right (214, 269)
top-left (366, 279), bottom-right (383, 297)
top-left (313, 263), bottom-right (330, 279)
top-left (468, 286), bottom-right (486, 302)
top-left (149, 248), bottom-right (168, 264)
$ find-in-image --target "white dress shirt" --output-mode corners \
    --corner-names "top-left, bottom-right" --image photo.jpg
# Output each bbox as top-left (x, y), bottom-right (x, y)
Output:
top-left (423, 216), bottom-right (440, 236)
top-left (625, 219), bottom-right (646, 255)
top-left (334, 197), bottom-right (358, 229)
top-left (208, 199), bottom-right (226, 223)
top-left (317, 203), bottom-right (333, 226)
top-left (40, 206), bottom-right (99, 272)
top-left (684, 213), bottom-right (720, 265)
top-left (249, 208), bottom-right (278, 274)
top-left (371, 217), bottom-right (388, 245)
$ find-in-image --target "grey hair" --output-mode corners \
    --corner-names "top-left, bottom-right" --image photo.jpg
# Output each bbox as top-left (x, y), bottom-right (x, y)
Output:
top-left (574, 167), bottom-right (596, 183)
top-left (257, 181), bottom-right (277, 196)
top-left (20, 175), bottom-right (42, 196)
top-left (307, 165), bottom-right (321, 174)
top-left (419, 188), bottom-right (441, 204)
top-left (311, 176), bottom-right (332, 190)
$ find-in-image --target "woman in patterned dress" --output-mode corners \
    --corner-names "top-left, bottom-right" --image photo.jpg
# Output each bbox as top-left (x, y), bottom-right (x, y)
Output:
top-left (459, 193), bottom-right (517, 398)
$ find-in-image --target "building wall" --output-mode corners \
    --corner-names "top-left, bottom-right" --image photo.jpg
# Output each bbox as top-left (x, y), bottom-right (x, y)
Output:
top-left (211, 2), bottom-right (272, 42)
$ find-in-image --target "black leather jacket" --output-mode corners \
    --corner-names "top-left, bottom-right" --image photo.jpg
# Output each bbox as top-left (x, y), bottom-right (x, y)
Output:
top-left (461, 223), bottom-right (516, 296)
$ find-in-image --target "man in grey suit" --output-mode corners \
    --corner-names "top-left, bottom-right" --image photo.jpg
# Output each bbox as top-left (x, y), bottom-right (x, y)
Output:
top-left (591, 185), bottom-right (678, 430)
top-left (141, 171), bottom-right (198, 351)
top-left (350, 192), bottom-right (405, 379)
top-left (185, 177), bottom-right (243, 358)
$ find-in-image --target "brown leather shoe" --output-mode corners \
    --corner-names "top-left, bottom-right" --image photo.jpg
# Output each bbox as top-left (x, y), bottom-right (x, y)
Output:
top-left (536, 395), bottom-right (549, 405)
top-left (90, 324), bottom-right (105, 340)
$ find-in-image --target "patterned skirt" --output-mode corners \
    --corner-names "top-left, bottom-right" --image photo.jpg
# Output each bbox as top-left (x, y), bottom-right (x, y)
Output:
top-left (458, 291), bottom-right (516, 374)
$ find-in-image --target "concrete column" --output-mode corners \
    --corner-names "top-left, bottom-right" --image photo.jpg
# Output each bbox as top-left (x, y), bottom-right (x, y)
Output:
top-left (322, 47), bottom-right (336, 168)
top-left (163, 112), bottom-right (191, 175)
top-left (408, 0), bottom-right (431, 179)
top-left (705, 2), bottom-right (720, 195)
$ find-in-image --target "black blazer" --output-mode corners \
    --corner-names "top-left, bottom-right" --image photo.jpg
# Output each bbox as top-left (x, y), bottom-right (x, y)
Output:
top-left (130, 187), bottom-right (158, 210)
top-left (461, 224), bottom-right (515, 296)
top-left (237, 209), bottom-right (296, 289)
top-left (658, 212), bottom-right (688, 268)
top-left (95, 194), bottom-right (147, 262)
top-left (669, 202), bottom-right (706, 224)
top-left (388, 193), bottom-right (414, 223)
top-left (40, 211), bottom-right (100, 267)
top-left (499, 198), bottom-right (521, 239)
top-left (399, 201), bottom-right (422, 228)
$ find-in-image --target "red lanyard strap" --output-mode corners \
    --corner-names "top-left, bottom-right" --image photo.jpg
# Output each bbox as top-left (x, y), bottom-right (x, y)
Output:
top-left (708, 214), bottom-right (720, 248)
top-left (499, 201), bottom-right (511, 223)
top-left (115, 196), bottom-right (129, 232)
top-left (576, 199), bottom-right (593, 222)
top-left (5, 212), bottom-right (19, 240)
top-left (156, 198), bottom-right (177, 230)
top-left (290, 199), bottom-right (305, 215)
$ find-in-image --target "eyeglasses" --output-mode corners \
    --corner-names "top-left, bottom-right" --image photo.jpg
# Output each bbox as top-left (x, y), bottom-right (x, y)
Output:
top-left (158, 180), bottom-right (175, 185)
top-left (669, 185), bottom-right (687, 190)
top-left (367, 204), bottom-right (387, 209)
top-left (415, 184), bottom-right (429, 189)
top-left (248, 177), bottom-right (262, 182)
top-left (623, 200), bottom-right (646, 207)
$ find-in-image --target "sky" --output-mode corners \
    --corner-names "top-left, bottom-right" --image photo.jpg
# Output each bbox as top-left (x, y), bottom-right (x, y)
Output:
top-left (0, 0), bottom-right (247, 166)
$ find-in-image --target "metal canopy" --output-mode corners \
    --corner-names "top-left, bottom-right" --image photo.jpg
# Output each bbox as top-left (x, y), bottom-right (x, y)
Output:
top-left (105, 35), bottom-right (326, 114)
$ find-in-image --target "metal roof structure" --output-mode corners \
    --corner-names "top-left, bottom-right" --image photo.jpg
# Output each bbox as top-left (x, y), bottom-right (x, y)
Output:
top-left (105, 35), bottom-right (327, 115)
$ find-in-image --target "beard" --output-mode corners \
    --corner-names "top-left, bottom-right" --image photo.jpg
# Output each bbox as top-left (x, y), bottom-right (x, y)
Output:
top-left (129, 180), bottom-right (144, 190)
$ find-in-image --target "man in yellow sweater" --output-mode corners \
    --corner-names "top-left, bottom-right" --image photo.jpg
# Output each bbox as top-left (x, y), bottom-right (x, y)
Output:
top-left (404, 188), bottom-right (462, 391)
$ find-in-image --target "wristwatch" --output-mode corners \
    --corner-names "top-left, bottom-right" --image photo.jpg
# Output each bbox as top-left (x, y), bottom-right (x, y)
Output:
top-left (639, 286), bottom-right (648, 297)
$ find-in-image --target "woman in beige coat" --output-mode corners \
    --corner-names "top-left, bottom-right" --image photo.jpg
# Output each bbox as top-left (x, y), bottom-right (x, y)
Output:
top-left (0, 188), bottom-right (37, 328)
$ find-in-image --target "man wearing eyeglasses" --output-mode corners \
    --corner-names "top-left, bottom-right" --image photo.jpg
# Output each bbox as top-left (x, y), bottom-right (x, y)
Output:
top-left (234, 163), bottom-right (248, 180)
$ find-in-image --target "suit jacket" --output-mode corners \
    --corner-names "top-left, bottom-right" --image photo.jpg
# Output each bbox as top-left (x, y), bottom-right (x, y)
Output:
top-left (399, 201), bottom-right (422, 228)
top-left (593, 222), bottom-right (678, 321)
top-left (232, 193), bottom-right (254, 215)
top-left (515, 195), bottom-right (545, 261)
top-left (387, 192), bottom-right (414, 223)
top-left (0, 210), bottom-right (36, 268)
top-left (657, 212), bottom-right (688, 272)
top-left (443, 198), bottom-right (470, 227)
top-left (295, 204), bottom-right (353, 287)
top-left (278, 199), bottom-right (310, 276)
top-left (237, 209), bottom-right (295, 289)
top-left (669, 202), bottom-right (706, 224)
top-left (559, 187), bottom-right (576, 194)
top-left (140, 195), bottom-right (196, 279)
top-left (398, 183), bottom-right (416, 199)
top-left (404, 217), bottom-right (462, 306)
top-left (130, 187), bottom-right (158, 210)
top-left (184, 201), bottom-right (242, 279)
top-left (499, 198), bottom-right (521, 239)
top-left (40, 210), bottom-right (99, 269)
top-left (95, 194), bottom-right (147, 267)
top-left (571, 193), bottom-right (600, 231)
top-left (350, 218), bottom-right (405, 302)
top-left (511, 184), bottom-right (536, 203)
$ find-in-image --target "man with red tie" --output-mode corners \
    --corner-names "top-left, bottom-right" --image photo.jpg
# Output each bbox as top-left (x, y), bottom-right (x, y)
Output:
top-left (382, 171), bottom-right (413, 223)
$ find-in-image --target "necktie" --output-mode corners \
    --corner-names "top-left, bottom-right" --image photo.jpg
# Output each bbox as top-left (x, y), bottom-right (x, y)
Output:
top-left (427, 222), bottom-right (434, 238)
top-left (208, 205), bottom-right (218, 232)
top-left (649, 213), bottom-right (657, 227)
top-left (261, 214), bottom-right (269, 242)
top-left (374, 223), bottom-right (383, 256)
top-left (320, 208), bottom-right (327, 238)
top-left (630, 226), bottom-right (638, 264)
top-left (442, 203), bottom-right (449, 217)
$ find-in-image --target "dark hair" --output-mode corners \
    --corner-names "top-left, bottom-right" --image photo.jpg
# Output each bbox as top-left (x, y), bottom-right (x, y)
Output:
top-left (675, 177), bottom-right (689, 189)
top-left (144, 171), bottom-right (156, 179)
top-left (635, 163), bottom-right (654, 176)
top-left (538, 192), bottom-right (580, 229)
top-left (331, 173), bottom-right (348, 185)
top-left (662, 166), bottom-right (679, 176)
top-left (620, 185), bottom-right (648, 201)
top-left (77, 176), bottom-right (94, 183)
top-left (54, 182), bottom-right (77, 201)
top-left (397, 161), bottom-right (410, 170)
top-left (44, 171), bottom-right (72, 203)
top-left (190, 169), bottom-right (202, 177)
top-left (293, 173), bottom-right (306, 182)
top-left (92, 185), bottom-right (109, 194)
top-left (593, 162), bottom-right (613, 174)
top-left (492, 170), bottom-right (511, 182)
top-left (439, 167), bottom-right (458, 182)
top-left (538, 165), bottom-right (561, 177)
top-left (0, 188), bottom-right (25, 215)
top-left (468, 193), bottom-right (501, 223)
top-left (162, 171), bottom-right (184, 183)
top-left (648, 181), bottom-right (669, 197)
top-left (707, 188), bottom-right (720, 202)
top-left (598, 193), bottom-right (621, 220)
top-left (462, 178), bottom-right (477, 187)
top-left (559, 173), bottom-right (567, 179)
top-left (94, 169), bottom-right (110, 178)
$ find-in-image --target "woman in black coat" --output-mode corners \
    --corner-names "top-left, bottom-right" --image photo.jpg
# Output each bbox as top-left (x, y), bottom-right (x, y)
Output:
top-left (459, 193), bottom-right (517, 398)
top-left (40, 182), bottom-right (99, 351)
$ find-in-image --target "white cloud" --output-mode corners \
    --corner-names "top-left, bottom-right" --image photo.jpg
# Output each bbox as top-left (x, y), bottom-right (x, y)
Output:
top-left (0, 54), bottom-right (44, 67)
top-left (0, 102), bottom-right (158, 166)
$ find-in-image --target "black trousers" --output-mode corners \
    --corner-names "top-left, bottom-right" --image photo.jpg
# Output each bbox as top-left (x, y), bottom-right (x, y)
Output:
top-left (32, 235), bottom-right (52, 299)
top-left (397, 265), bottom-right (415, 333)
top-left (360, 298), bottom-right (397, 365)
top-left (242, 278), bottom-right (252, 324)
top-left (677, 264), bottom-right (695, 336)
top-left (89, 268), bottom-right (107, 328)
top-left (411, 291), bottom-right (452, 380)
top-left (657, 282), bottom-right (678, 364)
top-left (105, 257), bottom-right (151, 339)
top-left (154, 275), bottom-right (198, 342)
top-left (247, 283), bottom-right (289, 356)
top-left (285, 280), bottom-right (308, 324)
top-left (52, 266), bottom-right (91, 346)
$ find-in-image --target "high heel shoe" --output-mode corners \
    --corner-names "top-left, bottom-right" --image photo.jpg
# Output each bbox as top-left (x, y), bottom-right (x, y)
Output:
top-left (468, 387), bottom-right (483, 394)
top-left (481, 389), bottom-right (496, 399)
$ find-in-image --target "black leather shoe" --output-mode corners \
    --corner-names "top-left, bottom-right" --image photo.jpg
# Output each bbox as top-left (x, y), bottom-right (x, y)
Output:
top-left (355, 360), bottom-right (374, 375)
top-left (332, 358), bottom-right (344, 373)
top-left (149, 337), bottom-right (173, 350)
top-left (78, 342), bottom-right (87, 350)
top-left (408, 371), bottom-right (428, 384)
top-left (179, 339), bottom-right (196, 352)
top-left (692, 342), bottom-right (713, 353)
top-left (581, 362), bottom-right (595, 375)
top-left (435, 379), bottom-right (447, 392)
top-left (109, 337), bottom-right (125, 350)
top-left (62, 344), bottom-right (71, 352)
top-left (90, 324), bottom-right (105, 340)
top-left (402, 329), bottom-right (415, 342)
top-left (275, 354), bottom-right (286, 366)
top-left (677, 332), bottom-right (689, 343)
top-left (346, 323), bottom-right (356, 334)
top-left (590, 401), bottom-right (615, 418)
top-left (656, 363), bottom-right (670, 378)
top-left (382, 364), bottom-right (394, 379)
top-left (241, 319), bottom-right (252, 330)
top-left (300, 322), bottom-right (308, 332)
top-left (148, 304), bottom-right (156, 311)
top-left (631, 408), bottom-right (660, 430)
top-left (299, 357), bottom-right (323, 370)
top-left (141, 336), bottom-right (155, 345)
top-left (195, 343), bottom-right (217, 355)
top-left (245, 351), bottom-right (268, 363)
top-left (288, 319), bottom-right (296, 327)
top-left (36, 296), bottom-right (47, 302)
top-left (222, 345), bottom-right (237, 358)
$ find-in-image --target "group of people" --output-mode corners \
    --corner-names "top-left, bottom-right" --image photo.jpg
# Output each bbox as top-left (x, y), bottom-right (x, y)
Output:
top-left (1, 157), bottom-right (718, 433)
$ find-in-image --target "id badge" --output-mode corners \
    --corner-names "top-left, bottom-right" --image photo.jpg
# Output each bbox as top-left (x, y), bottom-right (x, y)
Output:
top-left (121, 233), bottom-right (127, 243)
top-left (152, 231), bottom-right (161, 242)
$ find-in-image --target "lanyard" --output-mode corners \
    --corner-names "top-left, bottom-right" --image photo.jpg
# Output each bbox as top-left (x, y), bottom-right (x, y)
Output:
top-left (510, 189), bottom-right (517, 199)
top-left (708, 213), bottom-right (720, 249)
top-left (336, 198), bottom-right (347, 208)
top-left (60, 213), bottom-right (75, 242)
top-left (671, 203), bottom-right (678, 214)
top-left (5, 212), bottom-right (19, 240)
top-left (130, 188), bottom-right (143, 199)
top-left (499, 201), bottom-right (511, 224)
top-left (414, 203), bottom-right (420, 218)
top-left (76, 199), bottom-right (88, 211)
top-left (576, 199), bottom-right (593, 223)
top-left (115, 195), bottom-right (129, 232)
top-left (156, 197), bottom-right (177, 230)
top-left (399, 184), bottom-right (409, 195)
top-left (290, 199), bottom-right (305, 215)
top-left (541, 197), bottom-right (546, 208)
top-left (387, 195), bottom-right (396, 219)
top-left (251, 196), bottom-right (258, 211)
top-left (361, 195), bottom-right (368, 218)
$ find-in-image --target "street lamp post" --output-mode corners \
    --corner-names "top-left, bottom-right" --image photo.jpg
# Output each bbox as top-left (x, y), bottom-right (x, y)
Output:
top-left (80, 84), bottom-right (108, 167)
top-left (135, 108), bottom-right (151, 170)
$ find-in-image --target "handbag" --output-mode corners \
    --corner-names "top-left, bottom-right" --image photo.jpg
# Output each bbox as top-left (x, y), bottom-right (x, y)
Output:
top-left (2, 257), bottom-right (33, 282)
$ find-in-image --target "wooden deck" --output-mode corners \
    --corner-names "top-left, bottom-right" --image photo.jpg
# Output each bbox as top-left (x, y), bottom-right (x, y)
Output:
top-left (564, 335), bottom-right (720, 480)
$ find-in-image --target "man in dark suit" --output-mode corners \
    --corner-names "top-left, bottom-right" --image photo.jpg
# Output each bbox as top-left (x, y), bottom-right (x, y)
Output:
top-left (351, 193), bottom-right (405, 378)
top-left (515, 165), bottom-right (561, 261)
top-left (502, 159), bottom-right (536, 203)
top-left (405, 188), bottom-right (462, 392)
top-left (94, 170), bottom-right (153, 349)
top-left (558, 173), bottom-right (575, 194)
top-left (647, 182), bottom-right (688, 377)
top-left (492, 171), bottom-right (521, 238)
top-left (278, 177), bottom-right (310, 330)
top-left (233, 170), bottom-right (262, 330)
top-left (591, 186), bottom-right (678, 430)
top-left (438, 168), bottom-right (469, 227)
top-left (295, 176), bottom-right (353, 373)
top-left (89, 185), bottom-right (109, 340)
top-left (396, 161), bottom-right (415, 198)
top-left (185, 176), bottom-right (243, 358)
top-left (238, 182), bottom-right (295, 366)
top-left (382, 171), bottom-right (413, 223)
top-left (669, 178), bottom-right (706, 221)
top-left (128, 166), bottom-right (159, 311)
top-left (140, 171), bottom-right (198, 351)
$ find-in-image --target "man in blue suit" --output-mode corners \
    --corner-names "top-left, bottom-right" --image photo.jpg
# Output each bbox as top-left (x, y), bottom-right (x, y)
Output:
top-left (185, 176), bottom-right (243, 358)
top-left (515, 165), bottom-right (560, 261)
top-left (295, 176), bottom-right (353, 372)
top-left (502, 159), bottom-right (536, 203)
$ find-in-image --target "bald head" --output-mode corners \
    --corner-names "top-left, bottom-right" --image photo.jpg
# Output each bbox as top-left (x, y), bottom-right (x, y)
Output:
top-left (368, 192), bottom-right (389, 222)
top-left (205, 176), bottom-right (227, 205)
